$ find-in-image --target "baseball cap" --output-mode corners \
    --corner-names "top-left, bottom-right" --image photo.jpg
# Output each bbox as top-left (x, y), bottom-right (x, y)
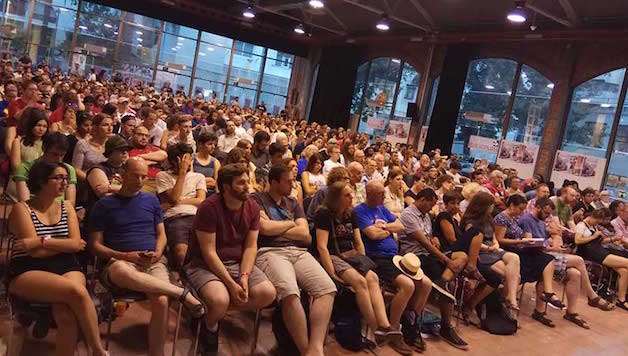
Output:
top-left (104, 135), bottom-right (131, 157)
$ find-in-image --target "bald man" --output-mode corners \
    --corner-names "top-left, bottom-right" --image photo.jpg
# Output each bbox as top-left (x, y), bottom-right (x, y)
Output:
top-left (90, 158), bottom-right (205, 356)
top-left (348, 161), bottom-right (366, 206)
top-left (354, 180), bottom-right (432, 353)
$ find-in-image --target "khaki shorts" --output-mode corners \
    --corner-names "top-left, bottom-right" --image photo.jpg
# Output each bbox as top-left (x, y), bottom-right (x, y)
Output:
top-left (256, 247), bottom-right (336, 301)
top-left (184, 259), bottom-right (268, 292)
top-left (103, 256), bottom-right (170, 290)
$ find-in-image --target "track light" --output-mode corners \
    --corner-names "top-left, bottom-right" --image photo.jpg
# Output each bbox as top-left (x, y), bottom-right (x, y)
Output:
top-left (507, 1), bottom-right (527, 23)
top-left (242, 6), bottom-right (255, 19)
top-left (294, 23), bottom-right (305, 35)
top-left (309, 0), bottom-right (324, 9)
top-left (376, 15), bottom-right (390, 31)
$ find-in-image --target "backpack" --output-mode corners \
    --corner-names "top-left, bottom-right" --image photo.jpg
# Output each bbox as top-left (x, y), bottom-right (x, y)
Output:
top-left (331, 284), bottom-right (368, 351)
top-left (477, 290), bottom-right (518, 335)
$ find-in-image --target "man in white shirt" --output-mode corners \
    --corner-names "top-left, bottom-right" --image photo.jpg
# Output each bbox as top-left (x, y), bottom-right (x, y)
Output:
top-left (217, 120), bottom-right (239, 154)
top-left (374, 153), bottom-right (389, 179)
top-left (140, 107), bottom-right (163, 147)
top-left (323, 145), bottom-right (343, 176)
top-left (447, 161), bottom-right (463, 184)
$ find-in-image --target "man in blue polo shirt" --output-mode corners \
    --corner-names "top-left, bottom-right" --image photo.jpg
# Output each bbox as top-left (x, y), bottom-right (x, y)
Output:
top-left (90, 158), bottom-right (205, 356)
top-left (354, 180), bottom-right (431, 354)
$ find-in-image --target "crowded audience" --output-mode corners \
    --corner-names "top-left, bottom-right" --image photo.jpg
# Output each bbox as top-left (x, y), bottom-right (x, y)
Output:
top-left (1, 57), bottom-right (628, 356)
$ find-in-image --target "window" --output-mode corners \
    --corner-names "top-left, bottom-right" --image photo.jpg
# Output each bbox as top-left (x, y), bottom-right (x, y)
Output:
top-left (0, 0), bottom-right (31, 54)
top-left (605, 94), bottom-right (628, 199)
top-left (261, 50), bottom-right (293, 95)
top-left (505, 65), bottom-right (553, 145)
top-left (394, 62), bottom-right (421, 118)
top-left (452, 58), bottom-right (518, 162)
top-left (193, 32), bottom-right (232, 100)
top-left (350, 62), bottom-right (369, 115)
top-left (155, 22), bottom-right (198, 92)
top-left (75, 2), bottom-right (121, 75)
top-left (27, 0), bottom-right (77, 71)
top-left (561, 68), bottom-right (626, 157)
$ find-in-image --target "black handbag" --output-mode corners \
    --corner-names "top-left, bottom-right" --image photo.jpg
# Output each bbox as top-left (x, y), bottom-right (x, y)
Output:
top-left (330, 218), bottom-right (376, 274)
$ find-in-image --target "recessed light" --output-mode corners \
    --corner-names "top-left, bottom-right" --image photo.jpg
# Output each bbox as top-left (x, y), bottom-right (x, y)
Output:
top-left (601, 103), bottom-right (612, 108)
top-left (391, 59), bottom-right (401, 64)
top-left (580, 98), bottom-right (591, 103)
top-left (199, 52), bottom-right (206, 56)
top-left (207, 47), bottom-right (215, 51)
top-left (137, 38), bottom-right (143, 42)
top-left (485, 85), bottom-right (495, 90)
top-left (547, 83), bottom-right (554, 89)
top-left (78, 25), bottom-right (88, 30)
top-left (171, 47), bottom-right (178, 51)
top-left (507, 91), bottom-right (512, 95)
top-left (136, 31), bottom-right (143, 35)
top-left (114, 31), bottom-right (118, 35)
top-left (104, 23), bottom-right (112, 28)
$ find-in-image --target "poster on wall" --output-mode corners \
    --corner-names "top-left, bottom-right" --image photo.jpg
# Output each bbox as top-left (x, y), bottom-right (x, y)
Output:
top-left (496, 140), bottom-right (539, 179)
top-left (551, 150), bottom-right (606, 189)
top-left (366, 116), bottom-right (386, 130)
top-left (417, 126), bottom-right (428, 152)
top-left (468, 135), bottom-right (500, 157)
top-left (385, 120), bottom-right (411, 145)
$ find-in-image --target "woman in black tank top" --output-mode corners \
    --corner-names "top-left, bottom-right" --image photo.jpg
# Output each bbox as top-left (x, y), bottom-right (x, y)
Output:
top-left (9, 161), bottom-right (108, 356)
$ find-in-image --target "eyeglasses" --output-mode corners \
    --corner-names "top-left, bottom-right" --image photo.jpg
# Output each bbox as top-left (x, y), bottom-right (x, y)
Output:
top-left (48, 175), bottom-right (69, 181)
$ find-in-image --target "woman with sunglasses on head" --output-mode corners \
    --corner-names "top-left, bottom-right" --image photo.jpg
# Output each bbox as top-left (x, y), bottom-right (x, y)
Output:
top-left (8, 160), bottom-right (108, 356)
top-left (51, 102), bottom-right (78, 135)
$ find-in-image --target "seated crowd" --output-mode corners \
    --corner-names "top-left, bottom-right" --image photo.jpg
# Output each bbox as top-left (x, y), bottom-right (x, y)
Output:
top-left (2, 58), bottom-right (628, 356)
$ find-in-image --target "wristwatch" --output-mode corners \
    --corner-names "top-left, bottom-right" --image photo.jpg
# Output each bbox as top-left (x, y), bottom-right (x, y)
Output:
top-left (40, 234), bottom-right (51, 246)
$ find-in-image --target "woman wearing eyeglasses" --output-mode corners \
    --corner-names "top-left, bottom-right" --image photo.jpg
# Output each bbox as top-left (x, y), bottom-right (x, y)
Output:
top-left (8, 160), bottom-right (109, 356)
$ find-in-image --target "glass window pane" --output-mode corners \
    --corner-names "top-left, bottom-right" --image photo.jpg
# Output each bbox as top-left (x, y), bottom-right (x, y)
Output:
top-left (124, 12), bottom-right (160, 30)
top-left (605, 95), bottom-right (628, 200)
top-left (234, 40), bottom-right (264, 56)
top-left (261, 51), bottom-right (293, 96)
top-left (200, 32), bottom-right (232, 49)
top-left (425, 76), bottom-right (440, 126)
top-left (452, 58), bottom-right (518, 162)
top-left (506, 65), bottom-right (553, 145)
top-left (158, 32), bottom-right (196, 76)
top-left (194, 43), bottom-right (230, 84)
top-left (350, 62), bottom-right (369, 115)
top-left (79, 1), bottom-right (121, 20)
top-left (117, 63), bottom-right (153, 85)
top-left (227, 86), bottom-right (256, 109)
top-left (0, 0), bottom-right (33, 53)
top-left (164, 22), bottom-right (197, 38)
top-left (229, 50), bottom-right (263, 90)
top-left (28, 45), bottom-right (69, 72)
top-left (155, 70), bottom-right (190, 94)
top-left (393, 62), bottom-right (421, 117)
top-left (29, 1), bottom-right (76, 51)
top-left (357, 57), bottom-right (402, 138)
top-left (192, 78), bottom-right (225, 100)
top-left (259, 92), bottom-right (287, 116)
top-left (75, 2), bottom-right (118, 71)
top-left (47, 0), bottom-right (78, 10)
top-left (561, 68), bottom-right (626, 157)
top-left (118, 22), bottom-right (159, 67)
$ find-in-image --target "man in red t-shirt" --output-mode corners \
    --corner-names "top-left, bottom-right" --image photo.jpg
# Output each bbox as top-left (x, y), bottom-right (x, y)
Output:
top-left (184, 163), bottom-right (276, 353)
top-left (128, 126), bottom-right (167, 193)
top-left (4, 80), bottom-right (42, 154)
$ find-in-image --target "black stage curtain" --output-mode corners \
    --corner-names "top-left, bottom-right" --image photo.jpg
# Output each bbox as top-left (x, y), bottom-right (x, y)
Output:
top-left (308, 46), bottom-right (365, 128)
top-left (424, 45), bottom-right (472, 155)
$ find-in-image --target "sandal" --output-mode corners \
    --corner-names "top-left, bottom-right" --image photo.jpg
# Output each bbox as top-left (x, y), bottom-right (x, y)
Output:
top-left (616, 300), bottom-right (628, 312)
top-left (532, 310), bottom-right (555, 328)
top-left (588, 296), bottom-right (614, 311)
top-left (540, 292), bottom-right (566, 309)
top-left (564, 312), bottom-right (590, 329)
top-left (180, 287), bottom-right (205, 318)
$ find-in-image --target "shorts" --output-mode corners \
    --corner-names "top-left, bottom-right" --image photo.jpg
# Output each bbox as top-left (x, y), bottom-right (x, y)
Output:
top-left (184, 259), bottom-right (268, 292)
top-left (331, 255), bottom-right (353, 275)
top-left (256, 247), bottom-right (336, 301)
top-left (103, 256), bottom-right (170, 291)
top-left (370, 255), bottom-right (403, 284)
top-left (418, 254), bottom-right (447, 281)
top-left (10, 253), bottom-right (82, 279)
top-left (164, 215), bottom-right (195, 246)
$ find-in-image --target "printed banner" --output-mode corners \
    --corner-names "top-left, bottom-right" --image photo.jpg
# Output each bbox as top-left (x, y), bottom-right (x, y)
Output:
top-left (551, 150), bottom-right (606, 190)
top-left (385, 120), bottom-right (411, 145)
top-left (496, 140), bottom-right (539, 179)
top-left (468, 135), bottom-right (500, 153)
top-left (366, 116), bottom-right (386, 130)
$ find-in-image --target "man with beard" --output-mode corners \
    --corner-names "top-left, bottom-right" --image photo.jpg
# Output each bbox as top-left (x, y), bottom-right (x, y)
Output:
top-left (128, 126), bottom-right (167, 193)
top-left (217, 120), bottom-right (239, 154)
top-left (184, 163), bottom-right (276, 354)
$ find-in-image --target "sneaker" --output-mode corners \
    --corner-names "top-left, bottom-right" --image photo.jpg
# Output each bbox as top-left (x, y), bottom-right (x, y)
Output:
top-left (439, 326), bottom-right (469, 350)
top-left (198, 323), bottom-right (219, 355)
top-left (389, 336), bottom-right (414, 356)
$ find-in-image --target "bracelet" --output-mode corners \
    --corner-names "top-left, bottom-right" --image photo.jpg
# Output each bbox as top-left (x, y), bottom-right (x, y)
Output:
top-left (240, 271), bottom-right (250, 278)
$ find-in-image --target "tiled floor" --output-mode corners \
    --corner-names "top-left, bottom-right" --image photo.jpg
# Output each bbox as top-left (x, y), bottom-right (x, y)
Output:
top-left (4, 280), bottom-right (628, 355)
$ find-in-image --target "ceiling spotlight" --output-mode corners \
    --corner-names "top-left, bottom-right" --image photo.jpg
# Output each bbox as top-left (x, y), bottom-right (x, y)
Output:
top-left (309, 0), bottom-right (324, 8)
top-left (136, 31), bottom-right (143, 35)
top-left (137, 38), bottom-right (143, 42)
top-left (601, 103), bottom-right (612, 108)
top-left (294, 23), bottom-right (305, 35)
top-left (547, 83), bottom-right (554, 89)
top-left (579, 98), bottom-right (591, 103)
top-left (78, 25), bottom-right (88, 30)
top-left (104, 23), bottom-right (112, 28)
top-left (376, 15), bottom-right (390, 31)
top-left (485, 85), bottom-right (495, 90)
top-left (507, 1), bottom-right (527, 23)
top-left (243, 6), bottom-right (256, 18)
top-left (391, 59), bottom-right (401, 64)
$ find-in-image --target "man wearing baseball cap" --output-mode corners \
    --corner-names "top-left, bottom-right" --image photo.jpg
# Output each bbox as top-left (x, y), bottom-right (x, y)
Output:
top-left (85, 134), bottom-right (130, 213)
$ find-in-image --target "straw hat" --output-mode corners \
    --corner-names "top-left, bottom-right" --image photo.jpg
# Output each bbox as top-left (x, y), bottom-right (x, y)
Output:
top-left (392, 253), bottom-right (424, 281)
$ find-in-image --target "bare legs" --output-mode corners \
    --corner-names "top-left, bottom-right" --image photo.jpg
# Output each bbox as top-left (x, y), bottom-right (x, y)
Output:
top-left (147, 295), bottom-right (168, 356)
top-left (602, 254), bottom-right (628, 301)
top-left (491, 252), bottom-right (520, 307)
top-left (9, 270), bottom-right (107, 356)
top-left (564, 268), bottom-right (581, 314)
top-left (340, 269), bottom-right (390, 330)
top-left (390, 275), bottom-right (414, 330)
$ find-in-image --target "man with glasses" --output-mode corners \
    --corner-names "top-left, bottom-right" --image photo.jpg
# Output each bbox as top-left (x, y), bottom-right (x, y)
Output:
top-left (128, 126), bottom-right (167, 194)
